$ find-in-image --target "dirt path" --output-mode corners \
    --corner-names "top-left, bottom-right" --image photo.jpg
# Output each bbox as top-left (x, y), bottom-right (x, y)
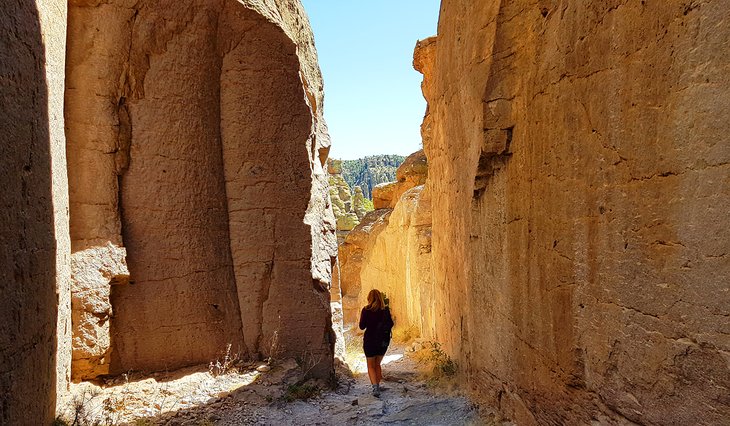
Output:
top-left (61, 343), bottom-right (495, 425)
top-left (245, 346), bottom-right (484, 425)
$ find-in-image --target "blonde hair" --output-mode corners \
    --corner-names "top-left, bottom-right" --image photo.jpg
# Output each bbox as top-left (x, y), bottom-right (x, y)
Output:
top-left (365, 289), bottom-right (386, 311)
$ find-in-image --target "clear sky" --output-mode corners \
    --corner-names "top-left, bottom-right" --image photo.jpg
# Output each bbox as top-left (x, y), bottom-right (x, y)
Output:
top-left (301, 0), bottom-right (441, 160)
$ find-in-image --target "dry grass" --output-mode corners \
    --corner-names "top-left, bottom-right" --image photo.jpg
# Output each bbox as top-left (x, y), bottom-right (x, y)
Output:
top-left (208, 343), bottom-right (241, 377)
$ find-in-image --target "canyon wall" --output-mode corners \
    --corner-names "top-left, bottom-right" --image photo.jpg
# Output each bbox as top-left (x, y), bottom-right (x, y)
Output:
top-left (338, 150), bottom-right (434, 333)
top-left (0, 0), bottom-right (70, 423)
top-left (422, 0), bottom-right (729, 424)
top-left (65, 0), bottom-right (336, 379)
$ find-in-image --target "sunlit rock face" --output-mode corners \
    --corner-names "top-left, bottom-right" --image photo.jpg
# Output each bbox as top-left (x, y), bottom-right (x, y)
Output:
top-left (328, 159), bottom-right (370, 238)
top-left (372, 150), bottom-right (428, 210)
top-left (65, 0), bottom-right (337, 380)
top-left (338, 151), bottom-right (433, 333)
top-left (420, 1), bottom-right (730, 424)
top-left (329, 171), bottom-right (359, 233)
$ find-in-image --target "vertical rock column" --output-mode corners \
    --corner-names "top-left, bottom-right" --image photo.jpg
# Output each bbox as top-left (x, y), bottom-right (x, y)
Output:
top-left (220, 1), bottom-right (337, 376)
top-left (0, 0), bottom-right (70, 423)
top-left (65, 0), bottom-right (133, 380)
top-left (110, 1), bottom-right (244, 373)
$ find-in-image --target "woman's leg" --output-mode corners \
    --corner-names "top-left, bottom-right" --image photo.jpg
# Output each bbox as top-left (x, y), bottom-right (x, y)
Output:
top-left (366, 357), bottom-right (378, 385)
top-left (374, 355), bottom-right (384, 384)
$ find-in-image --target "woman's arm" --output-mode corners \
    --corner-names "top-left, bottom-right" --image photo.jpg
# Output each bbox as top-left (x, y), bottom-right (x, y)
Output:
top-left (359, 308), bottom-right (367, 330)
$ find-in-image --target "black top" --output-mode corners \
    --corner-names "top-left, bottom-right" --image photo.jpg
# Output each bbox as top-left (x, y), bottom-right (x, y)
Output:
top-left (359, 307), bottom-right (394, 343)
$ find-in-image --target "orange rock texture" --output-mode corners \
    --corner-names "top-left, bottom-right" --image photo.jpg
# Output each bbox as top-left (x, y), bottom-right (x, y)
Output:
top-left (1, 0), bottom-right (71, 423)
top-left (419, 1), bottom-right (730, 424)
top-left (64, 0), bottom-right (337, 380)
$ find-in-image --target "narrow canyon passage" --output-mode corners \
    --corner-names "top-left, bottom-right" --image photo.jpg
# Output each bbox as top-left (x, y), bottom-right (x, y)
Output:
top-left (58, 339), bottom-right (487, 425)
top-left (1, 0), bottom-right (728, 425)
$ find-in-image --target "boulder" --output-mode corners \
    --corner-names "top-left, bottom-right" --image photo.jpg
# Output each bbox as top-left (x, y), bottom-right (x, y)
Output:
top-left (372, 150), bottom-right (428, 209)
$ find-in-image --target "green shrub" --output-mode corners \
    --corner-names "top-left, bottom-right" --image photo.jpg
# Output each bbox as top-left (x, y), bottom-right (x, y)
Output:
top-left (283, 383), bottom-right (320, 402)
top-left (415, 341), bottom-right (457, 378)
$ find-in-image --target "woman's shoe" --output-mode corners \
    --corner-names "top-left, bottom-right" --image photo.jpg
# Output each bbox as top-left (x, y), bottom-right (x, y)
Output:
top-left (372, 384), bottom-right (381, 397)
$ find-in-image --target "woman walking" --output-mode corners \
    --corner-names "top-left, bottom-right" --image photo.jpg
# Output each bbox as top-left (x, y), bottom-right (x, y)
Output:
top-left (359, 289), bottom-right (394, 397)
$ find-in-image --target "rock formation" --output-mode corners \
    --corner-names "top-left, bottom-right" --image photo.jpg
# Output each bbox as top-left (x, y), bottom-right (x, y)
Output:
top-left (64, 0), bottom-right (337, 380)
top-left (372, 150), bottom-right (428, 209)
top-left (328, 159), bottom-right (360, 234)
top-left (340, 155), bottom-right (406, 199)
top-left (1, 0), bottom-right (71, 423)
top-left (4, 1), bottom-right (728, 424)
top-left (338, 150), bottom-right (433, 330)
top-left (2, 1), bottom-right (337, 422)
top-left (328, 159), bottom-right (371, 239)
top-left (418, 1), bottom-right (730, 424)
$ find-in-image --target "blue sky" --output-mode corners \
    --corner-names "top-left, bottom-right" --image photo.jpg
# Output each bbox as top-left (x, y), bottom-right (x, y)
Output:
top-left (301, 0), bottom-right (441, 160)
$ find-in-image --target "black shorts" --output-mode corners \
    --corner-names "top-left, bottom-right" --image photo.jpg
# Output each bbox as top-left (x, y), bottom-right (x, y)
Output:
top-left (363, 337), bottom-right (390, 358)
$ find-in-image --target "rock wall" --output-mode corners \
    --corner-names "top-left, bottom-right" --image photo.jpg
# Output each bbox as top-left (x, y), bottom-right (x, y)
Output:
top-left (0, 0), bottom-right (70, 423)
top-left (65, 0), bottom-right (336, 379)
top-left (422, 0), bottom-right (730, 424)
top-left (338, 150), bottom-right (434, 333)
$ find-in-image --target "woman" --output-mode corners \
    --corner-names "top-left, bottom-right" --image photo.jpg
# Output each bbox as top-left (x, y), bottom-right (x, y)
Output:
top-left (359, 289), bottom-right (394, 397)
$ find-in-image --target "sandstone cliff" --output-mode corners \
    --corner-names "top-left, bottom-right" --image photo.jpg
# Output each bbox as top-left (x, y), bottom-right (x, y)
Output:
top-left (419, 1), bottom-right (730, 424)
top-left (338, 150), bottom-right (433, 333)
top-left (328, 159), bottom-right (370, 236)
top-left (2, 4), bottom-right (338, 423)
top-left (64, 0), bottom-right (337, 380)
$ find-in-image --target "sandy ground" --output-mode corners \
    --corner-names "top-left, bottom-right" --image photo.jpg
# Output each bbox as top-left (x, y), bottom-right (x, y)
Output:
top-left (59, 341), bottom-right (506, 425)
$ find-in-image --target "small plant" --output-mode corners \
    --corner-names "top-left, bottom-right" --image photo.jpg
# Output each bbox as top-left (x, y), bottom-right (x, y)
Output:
top-left (283, 383), bottom-right (320, 402)
top-left (415, 341), bottom-right (457, 378)
top-left (264, 317), bottom-right (285, 364)
top-left (295, 349), bottom-right (325, 380)
top-left (52, 417), bottom-right (70, 426)
top-left (63, 385), bottom-right (102, 426)
top-left (266, 329), bottom-right (283, 363)
top-left (209, 343), bottom-right (239, 376)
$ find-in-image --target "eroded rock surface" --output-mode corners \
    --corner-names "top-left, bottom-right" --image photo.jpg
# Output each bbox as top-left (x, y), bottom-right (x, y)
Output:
top-left (329, 160), bottom-right (360, 233)
top-left (419, 1), bottom-right (730, 424)
top-left (338, 151), bottom-right (433, 331)
top-left (70, 243), bottom-right (129, 379)
top-left (65, 0), bottom-right (337, 379)
top-left (372, 150), bottom-right (428, 210)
